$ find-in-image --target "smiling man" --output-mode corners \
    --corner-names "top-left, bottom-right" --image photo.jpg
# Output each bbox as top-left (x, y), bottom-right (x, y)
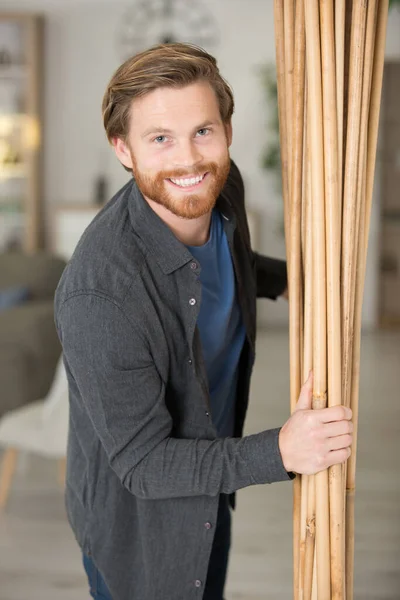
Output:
top-left (113, 77), bottom-right (232, 242)
top-left (55, 43), bottom-right (353, 600)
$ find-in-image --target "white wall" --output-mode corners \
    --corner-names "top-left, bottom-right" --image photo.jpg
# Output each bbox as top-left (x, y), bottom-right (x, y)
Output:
top-left (3, 0), bottom-right (400, 327)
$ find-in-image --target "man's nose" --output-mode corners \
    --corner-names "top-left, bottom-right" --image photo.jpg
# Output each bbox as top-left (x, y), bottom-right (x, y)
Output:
top-left (173, 139), bottom-right (203, 170)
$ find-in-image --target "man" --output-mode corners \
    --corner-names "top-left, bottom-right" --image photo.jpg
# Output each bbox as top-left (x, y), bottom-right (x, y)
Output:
top-left (55, 43), bottom-right (353, 600)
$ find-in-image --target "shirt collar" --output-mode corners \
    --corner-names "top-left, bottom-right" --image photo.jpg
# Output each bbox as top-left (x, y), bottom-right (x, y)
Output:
top-left (127, 169), bottom-right (236, 275)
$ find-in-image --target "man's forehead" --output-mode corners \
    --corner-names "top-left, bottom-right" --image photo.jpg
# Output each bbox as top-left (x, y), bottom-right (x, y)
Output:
top-left (130, 82), bottom-right (221, 129)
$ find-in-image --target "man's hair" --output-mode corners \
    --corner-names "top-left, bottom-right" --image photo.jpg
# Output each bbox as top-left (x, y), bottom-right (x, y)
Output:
top-left (102, 42), bottom-right (235, 144)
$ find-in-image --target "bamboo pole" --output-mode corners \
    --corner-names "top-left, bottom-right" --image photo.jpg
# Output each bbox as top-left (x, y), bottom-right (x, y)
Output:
top-left (304, 1), bottom-right (330, 596)
top-left (274, 0), bottom-right (291, 259)
top-left (302, 38), bottom-right (314, 600)
top-left (342, 5), bottom-right (378, 595)
top-left (342, 0), bottom-right (354, 178)
top-left (364, 0), bottom-right (389, 253)
top-left (304, 475), bottom-right (316, 600)
top-left (335, 0), bottom-right (346, 224)
top-left (290, 5), bottom-right (306, 594)
top-left (344, 148), bottom-right (366, 600)
top-left (320, 2), bottom-right (344, 598)
top-left (273, 1), bottom-right (389, 598)
top-left (274, 4), bottom-right (299, 597)
top-left (340, 5), bottom-right (368, 595)
top-left (299, 106), bottom-right (312, 600)
top-left (346, 3), bottom-right (389, 599)
top-left (289, 0), bottom-right (305, 424)
top-left (347, 0), bottom-right (378, 415)
top-left (341, 0), bottom-right (368, 413)
top-left (340, 0), bottom-right (355, 589)
top-left (284, 0), bottom-right (295, 188)
top-left (299, 474), bottom-right (308, 600)
top-left (311, 541), bottom-right (318, 600)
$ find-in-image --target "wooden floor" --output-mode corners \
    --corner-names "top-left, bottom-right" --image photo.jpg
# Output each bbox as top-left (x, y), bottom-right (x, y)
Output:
top-left (0, 330), bottom-right (399, 599)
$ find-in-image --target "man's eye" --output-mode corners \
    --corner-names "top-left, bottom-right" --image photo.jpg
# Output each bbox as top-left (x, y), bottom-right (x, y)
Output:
top-left (154, 136), bottom-right (167, 143)
top-left (197, 128), bottom-right (210, 136)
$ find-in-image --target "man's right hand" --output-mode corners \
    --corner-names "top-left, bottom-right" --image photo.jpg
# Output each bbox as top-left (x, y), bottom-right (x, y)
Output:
top-left (278, 372), bottom-right (353, 475)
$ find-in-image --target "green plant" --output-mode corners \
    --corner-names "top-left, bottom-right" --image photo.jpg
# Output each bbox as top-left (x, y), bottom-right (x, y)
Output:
top-left (259, 63), bottom-right (286, 236)
top-left (259, 64), bottom-right (281, 184)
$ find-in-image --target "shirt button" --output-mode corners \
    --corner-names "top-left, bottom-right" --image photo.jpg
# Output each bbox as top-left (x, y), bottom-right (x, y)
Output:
top-left (190, 262), bottom-right (197, 270)
top-left (205, 411), bottom-right (210, 417)
top-left (195, 580), bottom-right (202, 588)
top-left (204, 522), bottom-right (212, 530)
top-left (189, 298), bottom-right (196, 306)
top-left (188, 358), bottom-right (193, 365)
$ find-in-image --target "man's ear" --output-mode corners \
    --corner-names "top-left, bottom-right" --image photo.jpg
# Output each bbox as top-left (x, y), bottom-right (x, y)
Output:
top-left (225, 120), bottom-right (233, 147)
top-left (112, 137), bottom-right (134, 170)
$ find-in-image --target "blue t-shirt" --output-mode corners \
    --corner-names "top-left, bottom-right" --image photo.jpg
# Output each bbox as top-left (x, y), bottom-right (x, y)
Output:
top-left (187, 210), bottom-right (246, 437)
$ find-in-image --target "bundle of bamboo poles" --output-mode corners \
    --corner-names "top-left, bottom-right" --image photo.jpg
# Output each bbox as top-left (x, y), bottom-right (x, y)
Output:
top-left (273, 1), bottom-right (389, 598)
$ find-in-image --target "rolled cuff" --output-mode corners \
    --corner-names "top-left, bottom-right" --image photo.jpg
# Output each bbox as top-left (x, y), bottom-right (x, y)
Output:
top-left (242, 427), bottom-right (296, 484)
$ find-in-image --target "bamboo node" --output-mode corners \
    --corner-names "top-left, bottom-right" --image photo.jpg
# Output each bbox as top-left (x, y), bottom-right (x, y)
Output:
top-left (306, 516), bottom-right (316, 537)
top-left (312, 391), bottom-right (327, 410)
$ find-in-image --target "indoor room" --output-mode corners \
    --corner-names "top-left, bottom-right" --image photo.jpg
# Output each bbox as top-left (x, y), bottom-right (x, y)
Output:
top-left (0, 1), bottom-right (399, 599)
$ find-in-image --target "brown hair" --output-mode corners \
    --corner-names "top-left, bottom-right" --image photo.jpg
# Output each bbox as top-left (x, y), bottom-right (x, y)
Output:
top-left (102, 42), bottom-right (234, 145)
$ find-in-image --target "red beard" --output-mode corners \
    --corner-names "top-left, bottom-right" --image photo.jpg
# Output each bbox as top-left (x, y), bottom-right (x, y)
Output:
top-left (131, 154), bottom-right (231, 219)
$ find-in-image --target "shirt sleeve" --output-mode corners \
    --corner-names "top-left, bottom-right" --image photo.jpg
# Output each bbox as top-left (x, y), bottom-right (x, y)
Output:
top-left (56, 292), bottom-right (293, 500)
top-left (253, 252), bottom-right (288, 300)
top-left (228, 159), bottom-right (288, 300)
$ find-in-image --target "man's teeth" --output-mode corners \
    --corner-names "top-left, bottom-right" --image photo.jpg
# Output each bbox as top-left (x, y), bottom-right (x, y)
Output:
top-left (169, 174), bottom-right (205, 187)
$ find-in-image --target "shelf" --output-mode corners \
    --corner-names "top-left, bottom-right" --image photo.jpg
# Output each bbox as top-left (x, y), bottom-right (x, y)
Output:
top-left (0, 164), bottom-right (27, 179)
top-left (0, 13), bottom-right (43, 252)
top-left (54, 203), bottom-right (103, 212)
top-left (0, 202), bottom-right (24, 213)
top-left (0, 64), bottom-right (27, 80)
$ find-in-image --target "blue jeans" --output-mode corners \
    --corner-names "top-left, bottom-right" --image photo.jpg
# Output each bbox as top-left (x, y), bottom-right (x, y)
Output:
top-left (83, 494), bottom-right (231, 600)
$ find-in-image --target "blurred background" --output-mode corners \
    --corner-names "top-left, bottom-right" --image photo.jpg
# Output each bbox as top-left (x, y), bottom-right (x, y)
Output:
top-left (0, 1), bottom-right (399, 599)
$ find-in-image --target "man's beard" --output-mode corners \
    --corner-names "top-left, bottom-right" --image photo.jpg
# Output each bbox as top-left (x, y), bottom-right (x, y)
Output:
top-left (130, 152), bottom-right (231, 220)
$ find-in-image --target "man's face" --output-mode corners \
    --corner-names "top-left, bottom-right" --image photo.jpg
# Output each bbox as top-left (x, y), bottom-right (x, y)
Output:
top-left (113, 81), bottom-right (232, 219)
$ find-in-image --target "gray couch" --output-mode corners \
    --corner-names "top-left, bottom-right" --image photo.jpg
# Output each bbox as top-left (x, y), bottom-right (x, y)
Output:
top-left (0, 252), bottom-right (67, 418)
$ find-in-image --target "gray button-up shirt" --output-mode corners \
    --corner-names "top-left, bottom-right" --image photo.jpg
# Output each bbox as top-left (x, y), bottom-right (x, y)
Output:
top-left (54, 160), bottom-right (293, 600)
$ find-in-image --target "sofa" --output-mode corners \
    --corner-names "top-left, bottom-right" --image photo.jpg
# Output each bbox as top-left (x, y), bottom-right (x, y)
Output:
top-left (0, 252), bottom-right (67, 418)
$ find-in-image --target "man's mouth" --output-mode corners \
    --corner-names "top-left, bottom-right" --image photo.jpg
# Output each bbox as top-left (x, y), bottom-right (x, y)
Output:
top-left (167, 172), bottom-right (209, 190)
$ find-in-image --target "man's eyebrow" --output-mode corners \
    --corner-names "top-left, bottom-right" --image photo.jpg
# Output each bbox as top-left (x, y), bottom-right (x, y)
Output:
top-left (141, 121), bottom-right (220, 138)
